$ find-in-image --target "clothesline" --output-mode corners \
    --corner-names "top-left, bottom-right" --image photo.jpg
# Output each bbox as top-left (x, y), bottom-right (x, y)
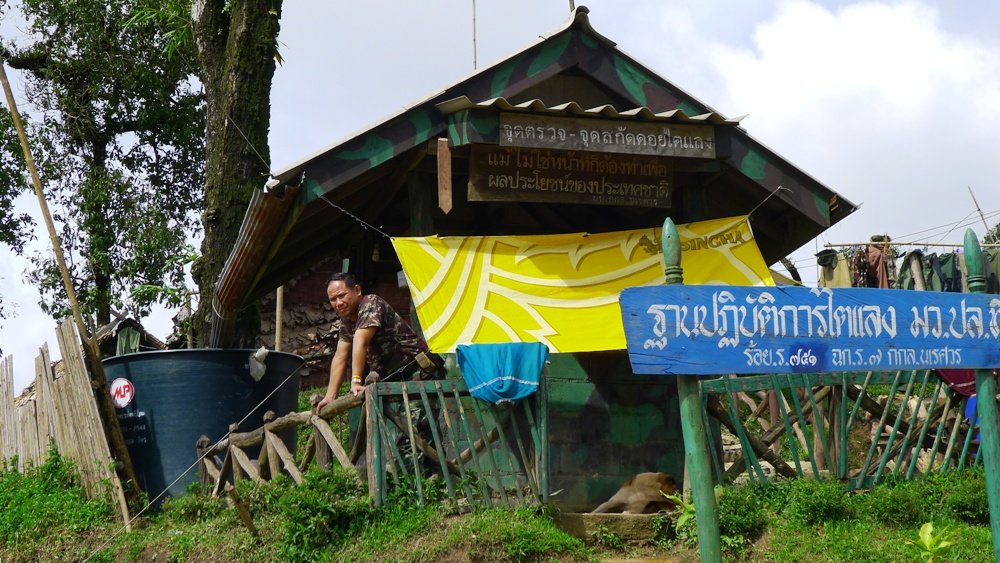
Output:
top-left (824, 241), bottom-right (1000, 249)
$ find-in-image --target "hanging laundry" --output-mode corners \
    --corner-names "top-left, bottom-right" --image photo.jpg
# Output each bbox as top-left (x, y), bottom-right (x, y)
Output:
top-left (986, 249), bottom-right (1000, 293)
top-left (866, 243), bottom-right (893, 288)
top-left (850, 248), bottom-right (869, 287)
top-left (457, 342), bottom-right (549, 405)
top-left (937, 252), bottom-right (963, 292)
top-left (956, 253), bottom-right (971, 293)
top-left (815, 249), bottom-right (852, 288)
top-left (936, 369), bottom-right (977, 397)
top-left (894, 250), bottom-right (925, 290)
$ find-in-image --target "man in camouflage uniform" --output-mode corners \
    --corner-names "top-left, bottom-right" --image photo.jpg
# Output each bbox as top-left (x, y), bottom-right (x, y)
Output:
top-left (316, 272), bottom-right (442, 472)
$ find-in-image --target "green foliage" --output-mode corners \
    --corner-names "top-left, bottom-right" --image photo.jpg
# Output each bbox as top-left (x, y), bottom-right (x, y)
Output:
top-left (781, 478), bottom-right (852, 526)
top-left (906, 522), bottom-right (957, 562)
top-left (456, 507), bottom-right (588, 561)
top-left (590, 523), bottom-right (625, 551)
top-left (159, 483), bottom-right (226, 523)
top-left (662, 490), bottom-right (696, 534)
top-left (5, 0), bottom-right (205, 326)
top-left (0, 107), bottom-right (33, 255)
top-left (275, 467), bottom-right (372, 560)
top-left (0, 445), bottom-right (113, 548)
top-left (718, 483), bottom-right (767, 544)
top-left (942, 473), bottom-right (989, 525)
top-left (859, 479), bottom-right (926, 527)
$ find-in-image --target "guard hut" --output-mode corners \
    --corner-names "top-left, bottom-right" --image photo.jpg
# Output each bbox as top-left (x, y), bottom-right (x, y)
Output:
top-left (212, 6), bottom-right (857, 511)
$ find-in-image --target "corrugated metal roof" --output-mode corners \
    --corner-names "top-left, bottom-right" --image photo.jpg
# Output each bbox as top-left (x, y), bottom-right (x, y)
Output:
top-left (436, 96), bottom-right (745, 125)
top-left (210, 184), bottom-right (300, 346)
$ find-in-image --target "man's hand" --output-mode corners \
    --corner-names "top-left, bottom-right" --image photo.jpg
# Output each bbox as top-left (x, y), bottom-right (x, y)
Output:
top-left (315, 393), bottom-right (336, 414)
top-left (350, 381), bottom-right (365, 396)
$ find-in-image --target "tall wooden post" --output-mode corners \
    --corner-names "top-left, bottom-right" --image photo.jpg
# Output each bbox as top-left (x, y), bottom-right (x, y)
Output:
top-left (0, 61), bottom-right (140, 517)
top-left (963, 228), bottom-right (1000, 561)
top-left (662, 217), bottom-right (721, 562)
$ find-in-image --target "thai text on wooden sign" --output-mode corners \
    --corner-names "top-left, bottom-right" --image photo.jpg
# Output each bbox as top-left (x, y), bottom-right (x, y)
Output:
top-left (500, 113), bottom-right (716, 159)
top-left (620, 285), bottom-right (1000, 376)
top-left (468, 144), bottom-right (672, 208)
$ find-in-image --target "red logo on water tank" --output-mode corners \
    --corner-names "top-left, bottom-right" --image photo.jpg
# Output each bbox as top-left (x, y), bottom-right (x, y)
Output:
top-left (110, 378), bottom-right (135, 409)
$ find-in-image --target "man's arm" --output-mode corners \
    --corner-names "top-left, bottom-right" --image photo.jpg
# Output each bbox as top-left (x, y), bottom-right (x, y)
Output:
top-left (350, 327), bottom-right (376, 394)
top-left (316, 338), bottom-right (351, 412)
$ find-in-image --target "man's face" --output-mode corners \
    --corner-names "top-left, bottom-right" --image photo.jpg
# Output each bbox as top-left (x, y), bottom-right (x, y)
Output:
top-left (327, 280), bottom-right (362, 320)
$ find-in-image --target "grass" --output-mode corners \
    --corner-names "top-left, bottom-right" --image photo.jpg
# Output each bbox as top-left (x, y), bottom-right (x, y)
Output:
top-left (1, 442), bottom-right (995, 562)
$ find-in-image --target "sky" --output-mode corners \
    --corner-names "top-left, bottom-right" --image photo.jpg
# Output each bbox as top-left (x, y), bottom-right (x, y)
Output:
top-left (2, 0), bottom-right (1000, 394)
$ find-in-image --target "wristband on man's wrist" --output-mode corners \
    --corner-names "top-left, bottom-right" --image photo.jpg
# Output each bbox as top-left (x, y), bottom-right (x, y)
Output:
top-left (351, 374), bottom-right (363, 384)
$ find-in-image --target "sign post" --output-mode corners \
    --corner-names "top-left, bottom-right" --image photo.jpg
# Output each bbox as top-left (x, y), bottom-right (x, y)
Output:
top-left (621, 226), bottom-right (1000, 561)
top-left (660, 217), bottom-right (721, 563)
top-left (964, 229), bottom-right (1000, 562)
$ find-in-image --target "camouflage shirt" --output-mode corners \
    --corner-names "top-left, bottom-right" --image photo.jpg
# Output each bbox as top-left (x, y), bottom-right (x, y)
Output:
top-left (341, 294), bottom-right (428, 379)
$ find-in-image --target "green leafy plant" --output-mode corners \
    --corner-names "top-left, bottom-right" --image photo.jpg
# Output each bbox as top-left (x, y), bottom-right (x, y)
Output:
top-left (782, 478), bottom-right (851, 526)
top-left (590, 523), bottom-right (625, 550)
top-left (718, 483), bottom-right (767, 549)
top-left (906, 522), bottom-right (956, 562)
top-left (662, 491), bottom-right (696, 536)
top-left (860, 480), bottom-right (925, 527)
top-left (0, 444), bottom-right (113, 548)
top-left (159, 482), bottom-right (226, 522)
top-left (275, 467), bottom-right (372, 560)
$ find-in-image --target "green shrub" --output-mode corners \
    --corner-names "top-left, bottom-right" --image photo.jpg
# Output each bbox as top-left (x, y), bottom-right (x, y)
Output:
top-left (234, 473), bottom-right (291, 517)
top-left (276, 466), bottom-right (372, 560)
top-left (719, 484), bottom-right (768, 541)
top-left (944, 476), bottom-right (989, 525)
top-left (0, 445), bottom-right (113, 547)
top-left (461, 507), bottom-right (588, 561)
top-left (160, 482), bottom-right (227, 522)
top-left (591, 523), bottom-right (625, 550)
top-left (860, 481), bottom-right (925, 527)
top-left (782, 478), bottom-right (851, 526)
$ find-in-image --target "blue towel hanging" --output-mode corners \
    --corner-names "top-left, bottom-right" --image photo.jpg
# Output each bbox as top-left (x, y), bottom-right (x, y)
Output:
top-left (456, 342), bottom-right (549, 405)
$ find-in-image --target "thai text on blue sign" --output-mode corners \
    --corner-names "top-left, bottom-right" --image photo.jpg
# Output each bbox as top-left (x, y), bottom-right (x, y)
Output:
top-left (620, 285), bottom-right (1000, 376)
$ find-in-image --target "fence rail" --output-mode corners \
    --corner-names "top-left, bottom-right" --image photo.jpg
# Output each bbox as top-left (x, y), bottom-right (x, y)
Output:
top-left (702, 370), bottom-right (983, 489)
top-left (197, 378), bottom-right (546, 511)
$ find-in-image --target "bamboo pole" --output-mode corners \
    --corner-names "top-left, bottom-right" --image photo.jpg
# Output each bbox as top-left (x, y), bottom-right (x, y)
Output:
top-left (274, 285), bottom-right (284, 352)
top-left (0, 60), bottom-right (140, 517)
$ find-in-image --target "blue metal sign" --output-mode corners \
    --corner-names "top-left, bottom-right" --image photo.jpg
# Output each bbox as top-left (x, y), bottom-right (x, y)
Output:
top-left (620, 285), bottom-right (1000, 375)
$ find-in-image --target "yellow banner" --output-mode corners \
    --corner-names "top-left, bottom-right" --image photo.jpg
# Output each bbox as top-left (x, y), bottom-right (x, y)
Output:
top-left (392, 215), bottom-right (773, 353)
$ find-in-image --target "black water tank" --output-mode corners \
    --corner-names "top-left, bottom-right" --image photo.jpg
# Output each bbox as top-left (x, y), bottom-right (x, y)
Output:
top-left (102, 349), bottom-right (303, 502)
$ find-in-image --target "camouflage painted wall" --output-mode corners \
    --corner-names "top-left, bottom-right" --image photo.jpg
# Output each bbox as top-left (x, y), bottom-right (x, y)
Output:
top-left (545, 351), bottom-right (685, 512)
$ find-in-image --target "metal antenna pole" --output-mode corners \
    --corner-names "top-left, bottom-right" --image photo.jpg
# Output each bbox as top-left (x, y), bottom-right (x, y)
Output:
top-left (472, 0), bottom-right (477, 69)
top-left (968, 186), bottom-right (991, 234)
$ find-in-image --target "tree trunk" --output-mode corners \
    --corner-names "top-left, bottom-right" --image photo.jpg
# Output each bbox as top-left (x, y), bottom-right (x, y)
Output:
top-left (190, 0), bottom-right (282, 347)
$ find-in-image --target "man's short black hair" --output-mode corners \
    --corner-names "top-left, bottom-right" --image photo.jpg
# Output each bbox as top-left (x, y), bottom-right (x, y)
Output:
top-left (327, 272), bottom-right (359, 289)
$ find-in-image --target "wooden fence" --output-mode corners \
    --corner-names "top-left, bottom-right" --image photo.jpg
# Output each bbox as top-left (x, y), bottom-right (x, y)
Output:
top-left (0, 321), bottom-right (126, 504)
top-left (198, 379), bottom-right (546, 511)
top-left (703, 370), bottom-right (985, 488)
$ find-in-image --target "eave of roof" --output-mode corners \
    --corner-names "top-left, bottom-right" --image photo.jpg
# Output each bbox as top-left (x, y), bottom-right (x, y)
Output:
top-left (435, 96), bottom-right (746, 125)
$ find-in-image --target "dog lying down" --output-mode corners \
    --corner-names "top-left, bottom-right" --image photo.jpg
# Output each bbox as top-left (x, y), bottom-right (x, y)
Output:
top-left (590, 472), bottom-right (679, 514)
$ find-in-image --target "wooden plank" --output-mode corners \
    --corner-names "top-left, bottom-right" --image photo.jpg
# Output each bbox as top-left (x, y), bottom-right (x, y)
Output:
top-left (212, 451), bottom-right (233, 497)
top-left (1, 356), bottom-right (15, 462)
top-left (622, 285), bottom-right (1000, 376)
top-left (310, 415), bottom-right (355, 473)
top-left (499, 113), bottom-right (716, 159)
top-left (469, 145), bottom-right (671, 208)
top-left (230, 446), bottom-right (261, 483)
top-left (437, 138), bottom-right (453, 214)
top-left (266, 430), bottom-right (303, 484)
